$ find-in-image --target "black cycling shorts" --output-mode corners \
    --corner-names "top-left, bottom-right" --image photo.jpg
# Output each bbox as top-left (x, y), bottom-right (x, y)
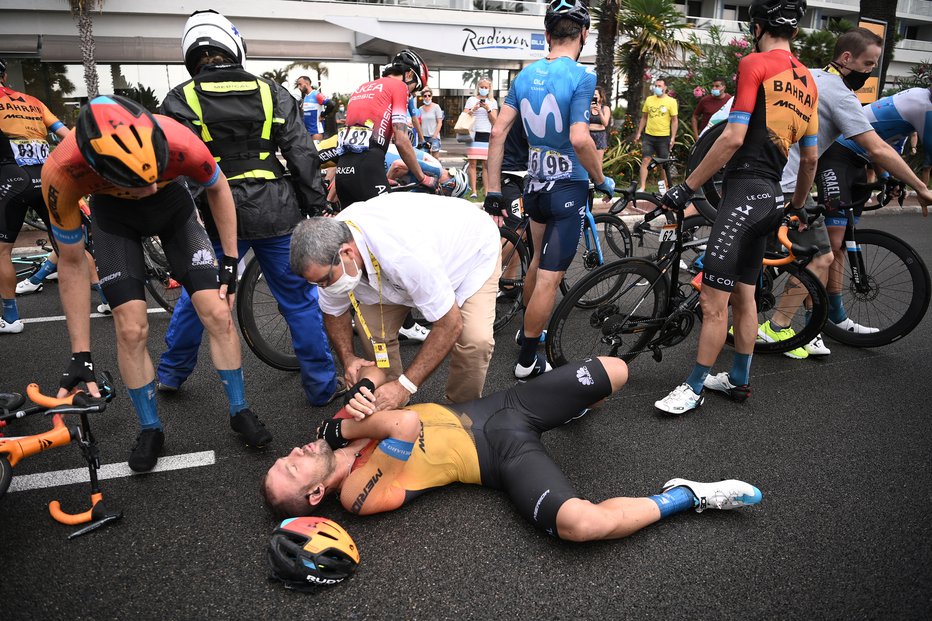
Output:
top-left (816, 141), bottom-right (870, 226)
top-left (335, 149), bottom-right (389, 208)
top-left (455, 358), bottom-right (614, 538)
top-left (703, 175), bottom-right (783, 292)
top-left (0, 163), bottom-right (49, 243)
top-left (500, 172), bottom-right (527, 231)
top-left (523, 179), bottom-right (588, 272)
top-left (89, 181), bottom-right (218, 309)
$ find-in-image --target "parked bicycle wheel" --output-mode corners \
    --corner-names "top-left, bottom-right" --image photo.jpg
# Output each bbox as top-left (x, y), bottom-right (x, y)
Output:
top-left (823, 230), bottom-right (931, 347)
top-left (0, 454), bottom-right (12, 498)
top-left (560, 213), bottom-right (632, 296)
top-left (686, 121), bottom-right (725, 218)
top-left (546, 258), bottom-right (668, 366)
top-left (142, 237), bottom-right (181, 313)
top-left (495, 226), bottom-right (529, 333)
top-left (723, 262), bottom-right (828, 354)
top-left (237, 256), bottom-right (300, 371)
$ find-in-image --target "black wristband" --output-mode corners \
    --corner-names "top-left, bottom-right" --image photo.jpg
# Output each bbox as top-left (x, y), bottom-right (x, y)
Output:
top-left (219, 255), bottom-right (238, 294)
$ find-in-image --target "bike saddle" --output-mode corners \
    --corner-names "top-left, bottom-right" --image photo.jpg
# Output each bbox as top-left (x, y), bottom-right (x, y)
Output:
top-left (0, 392), bottom-right (25, 411)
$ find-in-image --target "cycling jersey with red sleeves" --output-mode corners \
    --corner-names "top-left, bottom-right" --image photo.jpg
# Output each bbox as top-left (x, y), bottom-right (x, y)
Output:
top-left (1, 85), bottom-right (65, 165)
top-left (40, 114), bottom-right (220, 244)
top-left (725, 49), bottom-right (819, 181)
top-left (342, 77), bottom-right (409, 152)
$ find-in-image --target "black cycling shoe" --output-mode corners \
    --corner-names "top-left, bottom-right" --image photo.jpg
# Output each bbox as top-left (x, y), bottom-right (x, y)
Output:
top-left (128, 428), bottom-right (165, 472)
top-left (231, 408), bottom-right (272, 448)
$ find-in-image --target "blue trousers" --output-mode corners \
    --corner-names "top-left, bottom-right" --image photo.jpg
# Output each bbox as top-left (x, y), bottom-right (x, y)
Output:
top-left (156, 235), bottom-right (338, 405)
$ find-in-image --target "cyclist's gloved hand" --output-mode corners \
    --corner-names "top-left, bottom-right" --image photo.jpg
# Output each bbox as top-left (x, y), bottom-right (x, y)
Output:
top-left (419, 175), bottom-right (440, 193)
top-left (317, 418), bottom-right (350, 450)
top-left (219, 255), bottom-right (238, 295)
top-left (662, 182), bottom-right (695, 211)
top-left (483, 192), bottom-right (505, 217)
top-left (60, 352), bottom-right (96, 392)
top-left (594, 176), bottom-right (616, 199)
top-left (783, 202), bottom-right (809, 232)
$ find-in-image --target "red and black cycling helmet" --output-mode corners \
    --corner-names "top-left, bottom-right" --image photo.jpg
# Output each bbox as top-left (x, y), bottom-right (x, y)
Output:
top-left (390, 49), bottom-right (429, 91)
top-left (267, 517), bottom-right (360, 592)
top-left (76, 94), bottom-right (168, 188)
top-left (749, 0), bottom-right (806, 30)
top-left (544, 0), bottom-right (591, 32)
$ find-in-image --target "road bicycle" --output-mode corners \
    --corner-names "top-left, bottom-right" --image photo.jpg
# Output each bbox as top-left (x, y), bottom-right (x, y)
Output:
top-left (545, 205), bottom-right (828, 367)
top-left (688, 123), bottom-right (931, 347)
top-left (494, 183), bottom-right (652, 333)
top-left (0, 373), bottom-right (123, 539)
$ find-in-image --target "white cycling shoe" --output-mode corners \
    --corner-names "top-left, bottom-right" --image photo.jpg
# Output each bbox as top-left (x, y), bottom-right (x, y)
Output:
top-left (804, 333), bottom-right (831, 356)
top-left (662, 478), bottom-right (763, 512)
top-left (398, 322), bottom-right (430, 342)
top-left (0, 318), bottom-right (25, 334)
top-left (654, 383), bottom-right (703, 415)
top-left (15, 279), bottom-right (42, 295)
top-left (97, 303), bottom-right (112, 315)
top-left (831, 318), bottom-right (879, 334)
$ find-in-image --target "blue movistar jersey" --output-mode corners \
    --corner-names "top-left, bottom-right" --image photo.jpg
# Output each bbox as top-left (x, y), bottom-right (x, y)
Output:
top-left (505, 56), bottom-right (596, 183)
top-left (836, 87), bottom-right (932, 163)
top-left (384, 144), bottom-right (443, 183)
top-left (302, 90), bottom-right (330, 135)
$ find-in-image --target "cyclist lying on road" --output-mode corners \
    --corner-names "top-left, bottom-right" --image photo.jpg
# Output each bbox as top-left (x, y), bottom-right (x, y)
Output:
top-left (262, 357), bottom-right (762, 542)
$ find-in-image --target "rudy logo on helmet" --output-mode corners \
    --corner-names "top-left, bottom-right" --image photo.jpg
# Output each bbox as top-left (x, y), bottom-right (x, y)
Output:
top-left (267, 516), bottom-right (360, 592)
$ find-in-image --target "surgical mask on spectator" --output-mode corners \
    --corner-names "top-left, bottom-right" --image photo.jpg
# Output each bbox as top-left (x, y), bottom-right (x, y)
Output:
top-left (711, 88), bottom-right (721, 97)
top-left (327, 256), bottom-right (363, 296)
top-left (652, 86), bottom-right (664, 96)
top-left (339, 106), bottom-right (345, 112)
top-left (478, 88), bottom-right (489, 96)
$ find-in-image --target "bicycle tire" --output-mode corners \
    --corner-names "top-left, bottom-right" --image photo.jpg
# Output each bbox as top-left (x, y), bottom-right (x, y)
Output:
top-left (722, 262), bottom-right (828, 354)
top-left (0, 453), bottom-right (12, 499)
top-left (23, 207), bottom-right (48, 232)
top-left (495, 226), bottom-right (529, 333)
top-left (143, 237), bottom-right (180, 314)
top-left (237, 256), bottom-right (300, 371)
top-left (546, 258), bottom-right (668, 367)
top-left (560, 213), bottom-right (633, 296)
top-left (686, 121), bottom-right (725, 219)
top-left (822, 229), bottom-right (931, 347)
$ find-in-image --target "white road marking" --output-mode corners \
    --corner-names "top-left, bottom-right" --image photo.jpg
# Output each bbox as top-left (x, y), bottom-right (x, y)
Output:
top-left (7, 450), bottom-right (216, 492)
top-left (22, 307), bottom-right (167, 324)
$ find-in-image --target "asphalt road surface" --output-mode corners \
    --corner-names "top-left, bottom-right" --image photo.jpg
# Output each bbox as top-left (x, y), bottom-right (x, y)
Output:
top-left (1, 213), bottom-right (930, 620)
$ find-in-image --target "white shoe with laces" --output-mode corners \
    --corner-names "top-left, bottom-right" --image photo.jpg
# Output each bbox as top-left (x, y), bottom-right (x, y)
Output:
top-left (831, 317), bottom-right (879, 334)
top-left (654, 383), bottom-right (703, 415)
top-left (97, 303), bottom-right (112, 315)
top-left (15, 279), bottom-right (42, 294)
top-left (0, 318), bottom-right (24, 334)
top-left (804, 333), bottom-right (831, 356)
top-left (398, 322), bottom-right (430, 342)
top-left (662, 478), bottom-right (763, 512)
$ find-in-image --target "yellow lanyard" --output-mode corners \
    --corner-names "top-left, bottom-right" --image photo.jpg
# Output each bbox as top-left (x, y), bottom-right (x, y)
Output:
top-left (345, 221), bottom-right (385, 341)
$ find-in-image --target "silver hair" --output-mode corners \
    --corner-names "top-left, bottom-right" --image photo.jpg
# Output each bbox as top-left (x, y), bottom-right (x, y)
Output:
top-left (289, 218), bottom-right (353, 276)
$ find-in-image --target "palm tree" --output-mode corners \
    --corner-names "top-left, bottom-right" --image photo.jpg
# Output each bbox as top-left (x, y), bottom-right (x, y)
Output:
top-left (261, 67), bottom-right (290, 86)
top-left (461, 69), bottom-right (487, 89)
top-left (615, 0), bottom-right (699, 123)
top-left (285, 61), bottom-right (328, 86)
top-left (65, 0), bottom-right (103, 99)
top-left (592, 0), bottom-right (620, 97)
top-left (22, 60), bottom-right (75, 120)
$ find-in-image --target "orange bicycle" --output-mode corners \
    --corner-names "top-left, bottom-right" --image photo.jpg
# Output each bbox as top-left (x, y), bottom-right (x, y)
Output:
top-left (0, 372), bottom-right (123, 538)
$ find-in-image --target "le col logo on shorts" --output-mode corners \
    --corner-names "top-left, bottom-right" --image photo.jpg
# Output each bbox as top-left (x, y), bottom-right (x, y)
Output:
top-left (576, 366), bottom-right (594, 386)
top-left (191, 249), bottom-right (215, 267)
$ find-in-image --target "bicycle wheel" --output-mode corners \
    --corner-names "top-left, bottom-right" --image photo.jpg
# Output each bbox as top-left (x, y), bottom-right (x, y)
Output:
top-left (143, 237), bottom-right (181, 313)
top-left (237, 256), bottom-right (300, 371)
top-left (628, 194), bottom-right (676, 260)
top-left (495, 226), bottom-right (529, 333)
top-left (723, 262), bottom-right (828, 354)
top-left (560, 213), bottom-right (633, 296)
top-left (23, 207), bottom-right (48, 232)
top-left (0, 453), bottom-right (12, 499)
top-left (546, 258), bottom-right (668, 367)
top-left (686, 121), bottom-right (725, 216)
top-left (822, 230), bottom-right (931, 347)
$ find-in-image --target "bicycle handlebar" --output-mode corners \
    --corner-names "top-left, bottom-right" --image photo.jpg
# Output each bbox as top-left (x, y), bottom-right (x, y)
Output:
top-left (25, 371), bottom-right (114, 412)
top-left (765, 215), bottom-right (819, 266)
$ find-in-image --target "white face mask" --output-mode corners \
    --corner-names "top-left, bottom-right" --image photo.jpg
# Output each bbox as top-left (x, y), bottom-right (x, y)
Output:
top-left (652, 86), bottom-right (664, 96)
top-left (478, 88), bottom-right (489, 96)
top-left (326, 255), bottom-right (362, 296)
